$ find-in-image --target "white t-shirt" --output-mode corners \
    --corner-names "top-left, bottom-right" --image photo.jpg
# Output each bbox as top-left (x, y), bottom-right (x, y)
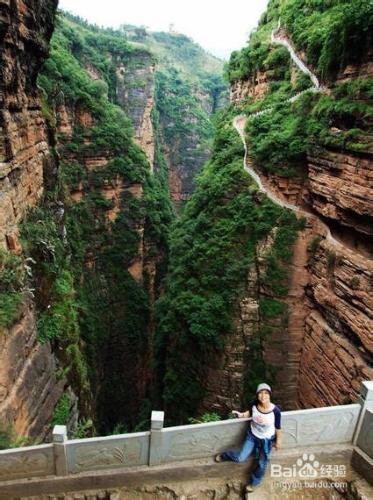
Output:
top-left (249, 402), bottom-right (281, 439)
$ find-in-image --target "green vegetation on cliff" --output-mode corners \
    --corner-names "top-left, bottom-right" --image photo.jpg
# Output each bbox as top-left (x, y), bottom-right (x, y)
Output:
top-left (34, 13), bottom-right (174, 432)
top-left (0, 250), bottom-right (25, 329)
top-left (227, 0), bottom-right (372, 83)
top-left (122, 23), bottom-right (227, 204)
top-left (119, 24), bottom-right (225, 94)
top-left (0, 422), bottom-right (35, 450)
top-left (244, 79), bottom-right (372, 177)
top-left (154, 68), bottom-right (214, 198)
top-left (156, 108), bottom-right (302, 423)
top-left (59, 13), bottom-right (227, 207)
top-left (281, 0), bottom-right (372, 80)
top-left (39, 13), bottom-right (152, 103)
top-left (226, 0), bottom-right (373, 178)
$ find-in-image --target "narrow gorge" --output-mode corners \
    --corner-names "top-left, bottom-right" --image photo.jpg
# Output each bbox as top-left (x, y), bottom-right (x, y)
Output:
top-left (158, 0), bottom-right (372, 422)
top-left (0, 0), bottom-right (372, 453)
top-left (0, 2), bottom-right (226, 439)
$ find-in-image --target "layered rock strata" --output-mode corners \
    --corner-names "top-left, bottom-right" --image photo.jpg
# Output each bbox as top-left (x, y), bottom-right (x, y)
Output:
top-left (0, 301), bottom-right (64, 438)
top-left (308, 145), bottom-right (373, 237)
top-left (230, 71), bottom-right (268, 104)
top-left (0, 0), bottom-right (64, 437)
top-left (262, 221), bottom-right (315, 409)
top-left (115, 55), bottom-right (155, 170)
top-left (298, 235), bottom-right (373, 407)
top-left (224, 23), bottom-right (373, 410)
top-left (0, 0), bottom-right (57, 249)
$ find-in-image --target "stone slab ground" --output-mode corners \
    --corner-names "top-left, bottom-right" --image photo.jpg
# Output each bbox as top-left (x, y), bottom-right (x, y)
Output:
top-left (1, 444), bottom-right (372, 500)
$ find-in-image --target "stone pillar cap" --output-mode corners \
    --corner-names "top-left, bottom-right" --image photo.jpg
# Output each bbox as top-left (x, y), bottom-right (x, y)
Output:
top-left (52, 425), bottom-right (67, 442)
top-left (151, 411), bottom-right (164, 430)
top-left (361, 381), bottom-right (373, 401)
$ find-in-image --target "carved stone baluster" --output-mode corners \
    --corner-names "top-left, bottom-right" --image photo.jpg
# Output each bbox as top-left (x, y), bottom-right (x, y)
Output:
top-left (148, 410), bottom-right (164, 466)
top-left (351, 381), bottom-right (373, 485)
top-left (53, 425), bottom-right (68, 476)
top-left (353, 381), bottom-right (373, 445)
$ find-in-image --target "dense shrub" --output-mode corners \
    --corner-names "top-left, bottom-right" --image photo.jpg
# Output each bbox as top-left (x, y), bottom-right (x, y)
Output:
top-left (282, 0), bottom-right (372, 80)
top-left (156, 109), bottom-right (302, 423)
top-left (226, 0), bottom-right (372, 83)
top-left (51, 393), bottom-right (72, 426)
top-left (37, 12), bottom-right (176, 433)
top-left (0, 250), bottom-right (26, 328)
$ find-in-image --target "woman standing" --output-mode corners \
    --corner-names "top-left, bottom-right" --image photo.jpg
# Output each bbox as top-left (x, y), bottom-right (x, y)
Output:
top-left (215, 383), bottom-right (282, 495)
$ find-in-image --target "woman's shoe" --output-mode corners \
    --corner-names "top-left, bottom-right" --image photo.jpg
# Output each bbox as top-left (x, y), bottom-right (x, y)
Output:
top-left (245, 484), bottom-right (254, 493)
top-left (215, 453), bottom-right (223, 462)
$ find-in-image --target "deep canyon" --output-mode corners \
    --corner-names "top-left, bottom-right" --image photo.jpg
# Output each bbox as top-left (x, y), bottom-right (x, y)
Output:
top-left (0, 0), bottom-right (372, 444)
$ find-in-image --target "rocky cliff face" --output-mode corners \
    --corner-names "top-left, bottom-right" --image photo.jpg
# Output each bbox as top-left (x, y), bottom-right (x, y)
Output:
top-left (115, 52), bottom-right (156, 170)
top-left (308, 144), bottom-right (373, 238)
top-left (299, 234), bottom-right (373, 407)
top-left (295, 69), bottom-right (372, 407)
top-left (50, 79), bottom-right (152, 432)
top-left (200, 261), bottom-right (260, 414)
top-left (0, 0), bottom-right (56, 249)
top-left (0, 301), bottom-right (64, 438)
top-left (0, 0), bottom-right (65, 438)
top-left (226, 31), bottom-right (373, 410)
top-left (117, 27), bottom-right (227, 209)
top-left (230, 70), bottom-right (269, 105)
top-left (199, 216), bottom-right (313, 414)
top-left (155, 70), bottom-right (221, 210)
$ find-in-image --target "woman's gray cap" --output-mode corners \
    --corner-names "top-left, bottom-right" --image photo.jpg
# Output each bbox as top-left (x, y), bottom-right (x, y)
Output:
top-left (256, 383), bottom-right (272, 393)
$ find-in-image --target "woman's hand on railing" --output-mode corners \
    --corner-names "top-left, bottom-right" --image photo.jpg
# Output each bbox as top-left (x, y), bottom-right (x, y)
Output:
top-left (274, 440), bottom-right (282, 450)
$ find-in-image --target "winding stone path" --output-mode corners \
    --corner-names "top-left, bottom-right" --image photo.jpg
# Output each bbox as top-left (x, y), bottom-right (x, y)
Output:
top-left (271, 20), bottom-right (321, 89)
top-left (232, 114), bottom-right (344, 252)
top-left (232, 24), bottom-right (367, 257)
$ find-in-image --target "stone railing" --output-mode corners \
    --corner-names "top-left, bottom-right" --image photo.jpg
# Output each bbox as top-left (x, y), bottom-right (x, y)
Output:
top-left (0, 381), bottom-right (372, 483)
top-left (351, 381), bottom-right (373, 484)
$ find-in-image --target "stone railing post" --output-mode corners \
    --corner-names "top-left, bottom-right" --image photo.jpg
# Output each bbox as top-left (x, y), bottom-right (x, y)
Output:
top-left (53, 425), bottom-right (68, 476)
top-left (352, 380), bottom-right (373, 445)
top-left (148, 410), bottom-right (164, 466)
top-left (351, 381), bottom-right (373, 485)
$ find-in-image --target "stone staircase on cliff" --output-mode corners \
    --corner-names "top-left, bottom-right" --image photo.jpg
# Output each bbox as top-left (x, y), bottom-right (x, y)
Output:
top-left (231, 20), bottom-right (373, 414)
top-left (232, 21), bottom-right (368, 259)
top-left (245, 20), bottom-right (327, 124)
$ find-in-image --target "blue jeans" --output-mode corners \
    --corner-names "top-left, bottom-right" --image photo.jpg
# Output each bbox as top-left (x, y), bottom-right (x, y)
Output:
top-left (221, 430), bottom-right (274, 486)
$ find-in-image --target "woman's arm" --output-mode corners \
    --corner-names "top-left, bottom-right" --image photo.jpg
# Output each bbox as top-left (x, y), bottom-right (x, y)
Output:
top-left (274, 406), bottom-right (282, 449)
top-left (274, 429), bottom-right (282, 449)
top-left (231, 410), bottom-right (251, 418)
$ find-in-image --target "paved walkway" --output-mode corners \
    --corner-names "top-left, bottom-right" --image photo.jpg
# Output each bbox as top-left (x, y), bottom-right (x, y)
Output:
top-left (1, 444), bottom-right (372, 499)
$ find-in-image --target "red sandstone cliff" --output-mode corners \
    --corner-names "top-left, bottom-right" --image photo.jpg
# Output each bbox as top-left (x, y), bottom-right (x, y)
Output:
top-left (207, 50), bottom-right (373, 412)
top-left (49, 33), bottom-right (169, 428)
top-left (0, 0), bottom-right (65, 439)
